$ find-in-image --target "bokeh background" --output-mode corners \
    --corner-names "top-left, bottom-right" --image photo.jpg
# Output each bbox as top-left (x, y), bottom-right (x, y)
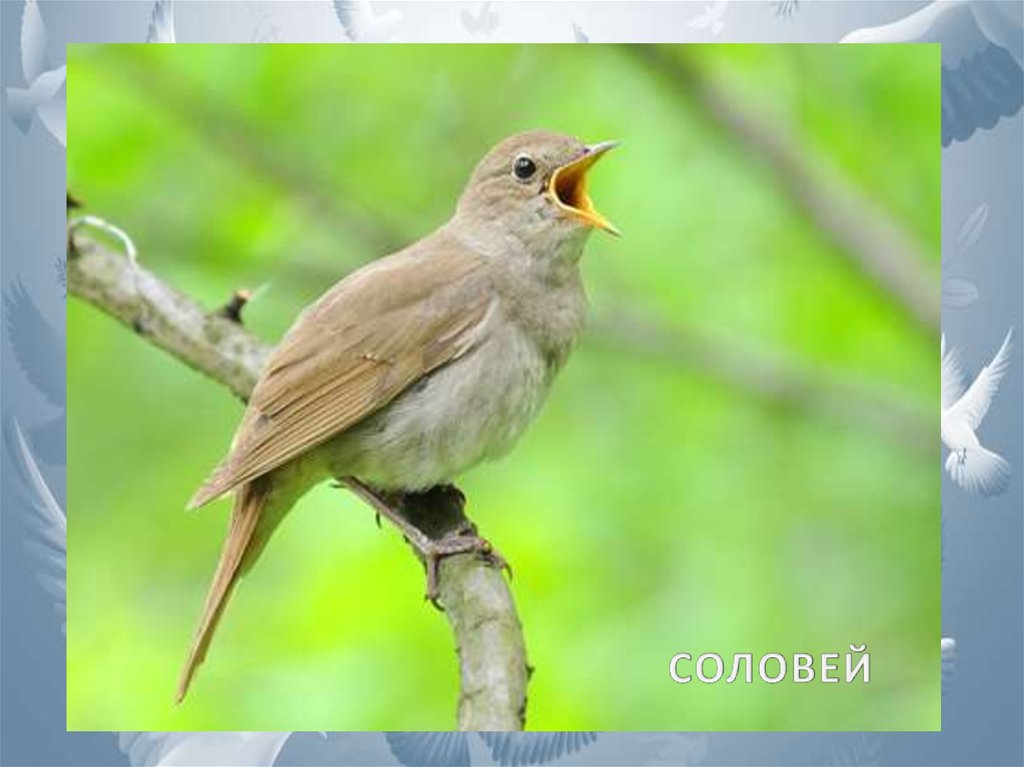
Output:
top-left (67, 44), bottom-right (939, 731)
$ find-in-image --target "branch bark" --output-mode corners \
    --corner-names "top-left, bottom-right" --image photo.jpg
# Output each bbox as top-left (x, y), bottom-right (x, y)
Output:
top-left (67, 231), bottom-right (528, 731)
top-left (629, 46), bottom-right (941, 337)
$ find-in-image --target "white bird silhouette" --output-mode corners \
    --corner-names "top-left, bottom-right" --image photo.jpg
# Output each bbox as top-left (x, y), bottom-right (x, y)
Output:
top-left (687, 1), bottom-right (729, 37)
top-left (7, 419), bottom-right (65, 632)
top-left (146, 0), bottom-right (176, 43)
top-left (841, 1), bottom-right (1023, 146)
top-left (461, 2), bottom-right (500, 37)
top-left (941, 329), bottom-right (1013, 496)
top-left (941, 636), bottom-right (956, 693)
top-left (5, 0), bottom-right (66, 146)
top-left (8, 422), bottom-right (299, 766)
top-left (332, 1), bottom-right (402, 42)
top-left (119, 732), bottom-right (292, 767)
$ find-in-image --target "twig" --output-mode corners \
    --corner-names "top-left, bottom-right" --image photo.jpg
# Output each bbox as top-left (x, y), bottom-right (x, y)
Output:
top-left (628, 46), bottom-right (940, 337)
top-left (67, 230), bottom-right (528, 730)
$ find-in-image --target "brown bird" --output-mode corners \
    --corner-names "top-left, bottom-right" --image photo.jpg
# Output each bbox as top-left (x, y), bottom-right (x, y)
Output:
top-left (176, 130), bottom-right (618, 702)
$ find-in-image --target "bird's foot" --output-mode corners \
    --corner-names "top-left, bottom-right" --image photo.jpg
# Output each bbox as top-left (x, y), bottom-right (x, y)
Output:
top-left (338, 477), bottom-right (510, 606)
top-left (416, 527), bottom-right (510, 606)
top-left (959, 448), bottom-right (968, 465)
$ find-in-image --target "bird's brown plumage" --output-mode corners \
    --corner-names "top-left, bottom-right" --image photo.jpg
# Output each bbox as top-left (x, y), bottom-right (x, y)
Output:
top-left (177, 233), bottom-right (492, 700)
top-left (177, 130), bottom-right (614, 703)
top-left (176, 477), bottom-right (269, 703)
top-left (188, 232), bottom-right (491, 509)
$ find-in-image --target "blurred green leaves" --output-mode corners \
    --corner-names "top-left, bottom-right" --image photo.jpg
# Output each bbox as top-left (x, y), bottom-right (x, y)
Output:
top-left (67, 44), bottom-right (939, 731)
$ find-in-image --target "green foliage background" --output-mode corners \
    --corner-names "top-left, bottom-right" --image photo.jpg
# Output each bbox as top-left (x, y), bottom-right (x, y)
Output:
top-left (67, 44), bottom-right (939, 731)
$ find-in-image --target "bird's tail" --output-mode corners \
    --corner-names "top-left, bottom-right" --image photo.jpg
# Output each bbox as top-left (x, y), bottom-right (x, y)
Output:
top-left (176, 477), bottom-right (270, 703)
top-left (945, 445), bottom-right (1011, 497)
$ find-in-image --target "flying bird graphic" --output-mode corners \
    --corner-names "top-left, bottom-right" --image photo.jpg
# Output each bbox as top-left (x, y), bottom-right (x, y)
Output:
top-left (461, 2), bottom-right (500, 36)
top-left (842, 1), bottom-right (1023, 146)
top-left (687, 1), bottom-right (729, 37)
top-left (3, 281), bottom-right (65, 466)
top-left (941, 329), bottom-right (1014, 496)
top-left (6, 419), bottom-right (66, 633)
top-left (571, 22), bottom-right (589, 43)
top-left (119, 732), bottom-right (293, 767)
top-left (332, 0), bottom-right (402, 42)
top-left (385, 731), bottom-right (600, 767)
top-left (773, 0), bottom-right (800, 20)
top-left (5, 0), bottom-right (66, 146)
top-left (941, 636), bottom-right (957, 693)
top-left (146, 0), bottom-right (176, 43)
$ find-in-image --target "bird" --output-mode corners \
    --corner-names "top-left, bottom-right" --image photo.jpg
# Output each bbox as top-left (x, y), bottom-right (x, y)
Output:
top-left (461, 2), bottom-right (500, 37)
top-left (5, 0), bottom-right (66, 146)
top-left (332, 0), bottom-right (402, 42)
top-left (772, 0), bottom-right (800, 20)
top-left (6, 419), bottom-right (66, 633)
top-left (941, 329), bottom-right (1013, 496)
top-left (385, 731), bottom-right (601, 766)
top-left (841, 1), bottom-right (1023, 146)
top-left (3, 282), bottom-right (66, 467)
top-left (687, 1), bottom-right (729, 37)
top-left (146, 0), bottom-right (176, 44)
top-left (176, 130), bottom-right (619, 703)
top-left (941, 636), bottom-right (956, 694)
top-left (118, 732), bottom-right (292, 767)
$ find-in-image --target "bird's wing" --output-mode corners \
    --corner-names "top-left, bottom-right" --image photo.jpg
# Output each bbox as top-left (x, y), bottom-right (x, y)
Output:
top-left (190, 237), bottom-right (491, 506)
top-left (20, 0), bottom-right (48, 83)
top-left (947, 328), bottom-right (1013, 429)
top-left (384, 732), bottom-right (471, 767)
top-left (3, 281), bottom-right (65, 407)
top-left (941, 37), bottom-right (1023, 146)
top-left (941, 334), bottom-right (967, 411)
top-left (118, 732), bottom-right (291, 767)
top-left (480, 732), bottom-right (599, 767)
top-left (146, 0), bottom-right (176, 44)
top-left (841, 1), bottom-right (1024, 146)
top-left (6, 419), bottom-right (66, 632)
top-left (34, 68), bottom-right (66, 146)
top-left (941, 636), bottom-right (956, 693)
top-left (332, 0), bottom-right (359, 40)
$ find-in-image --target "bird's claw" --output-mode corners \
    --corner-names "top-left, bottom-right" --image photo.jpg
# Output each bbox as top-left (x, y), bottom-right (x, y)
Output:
top-left (416, 532), bottom-right (510, 606)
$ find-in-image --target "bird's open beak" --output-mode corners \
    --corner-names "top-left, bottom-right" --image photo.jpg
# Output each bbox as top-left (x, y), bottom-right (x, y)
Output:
top-left (548, 140), bottom-right (620, 236)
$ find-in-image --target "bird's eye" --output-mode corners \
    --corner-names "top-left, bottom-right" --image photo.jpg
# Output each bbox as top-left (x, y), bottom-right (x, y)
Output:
top-left (513, 155), bottom-right (537, 181)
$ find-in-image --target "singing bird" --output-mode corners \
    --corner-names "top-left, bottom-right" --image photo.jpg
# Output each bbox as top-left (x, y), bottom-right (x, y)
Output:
top-left (941, 329), bottom-right (1013, 496)
top-left (177, 131), bottom-right (618, 702)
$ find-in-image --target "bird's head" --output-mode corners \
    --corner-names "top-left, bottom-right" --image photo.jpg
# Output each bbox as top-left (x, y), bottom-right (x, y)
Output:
top-left (455, 130), bottom-right (619, 256)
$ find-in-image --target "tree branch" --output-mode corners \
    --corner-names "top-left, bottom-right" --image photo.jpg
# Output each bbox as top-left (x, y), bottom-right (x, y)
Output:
top-left (628, 46), bottom-right (940, 337)
top-left (67, 231), bottom-right (528, 731)
top-left (589, 308), bottom-right (932, 455)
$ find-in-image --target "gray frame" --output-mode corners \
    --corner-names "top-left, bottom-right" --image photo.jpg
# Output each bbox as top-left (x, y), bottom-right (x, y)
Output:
top-left (2, 2), bottom-right (1020, 765)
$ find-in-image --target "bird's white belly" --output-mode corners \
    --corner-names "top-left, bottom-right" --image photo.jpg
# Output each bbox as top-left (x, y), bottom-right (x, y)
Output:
top-left (940, 415), bottom-right (978, 451)
top-left (324, 322), bottom-right (553, 490)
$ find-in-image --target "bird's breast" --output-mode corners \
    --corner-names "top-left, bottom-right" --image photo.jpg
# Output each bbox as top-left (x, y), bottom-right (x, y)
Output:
top-left (326, 310), bottom-right (561, 490)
